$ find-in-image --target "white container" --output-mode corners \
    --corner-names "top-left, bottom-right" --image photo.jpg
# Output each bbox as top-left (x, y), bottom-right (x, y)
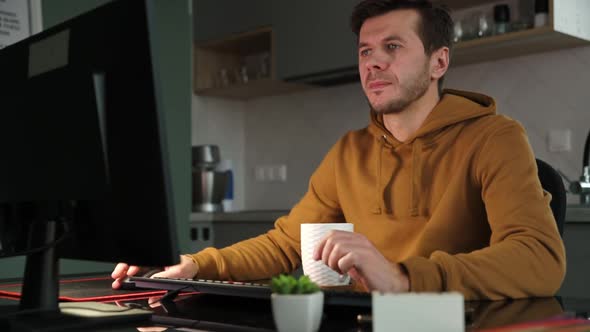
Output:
top-left (300, 223), bottom-right (354, 286)
top-left (271, 292), bottom-right (324, 332)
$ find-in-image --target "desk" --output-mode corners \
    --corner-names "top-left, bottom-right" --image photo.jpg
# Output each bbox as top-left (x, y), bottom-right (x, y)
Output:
top-left (1, 281), bottom-right (590, 331)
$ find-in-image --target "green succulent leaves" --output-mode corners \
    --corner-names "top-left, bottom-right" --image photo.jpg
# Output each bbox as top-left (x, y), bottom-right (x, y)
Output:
top-left (271, 275), bottom-right (321, 295)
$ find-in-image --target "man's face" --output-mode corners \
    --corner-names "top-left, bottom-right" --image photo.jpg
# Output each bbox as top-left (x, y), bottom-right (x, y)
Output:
top-left (358, 9), bottom-right (433, 114)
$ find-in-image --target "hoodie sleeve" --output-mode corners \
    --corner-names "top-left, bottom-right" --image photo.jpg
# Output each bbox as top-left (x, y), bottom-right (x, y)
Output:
top-left (401, 121), bottom-right (566, 300)
top-left (189, 140), bottom-right (345, 281)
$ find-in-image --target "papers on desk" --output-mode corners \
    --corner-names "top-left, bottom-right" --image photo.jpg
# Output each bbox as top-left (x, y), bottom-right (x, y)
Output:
top-left (372, 292), bottom-right (464, 332)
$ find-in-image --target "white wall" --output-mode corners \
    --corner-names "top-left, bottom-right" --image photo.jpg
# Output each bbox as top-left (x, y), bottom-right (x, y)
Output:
top-left (192, 45), bottom-right (590, 210)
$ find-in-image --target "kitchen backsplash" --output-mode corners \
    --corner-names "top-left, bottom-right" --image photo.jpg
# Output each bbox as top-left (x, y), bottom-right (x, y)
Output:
top-left (192, 45), bottom-right (590, 211)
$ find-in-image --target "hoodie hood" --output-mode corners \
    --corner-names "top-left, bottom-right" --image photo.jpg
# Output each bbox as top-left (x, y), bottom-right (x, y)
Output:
top-left (367, 89), bottom-right (497, 216)
top-left (368, 89), bottom-right (496, 144)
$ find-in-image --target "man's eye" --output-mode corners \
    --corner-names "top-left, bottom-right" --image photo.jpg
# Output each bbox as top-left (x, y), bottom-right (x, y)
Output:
top-left (360, 49), bottom-right (371, 57)
top-left (386, 43), bottom-right (400, 50)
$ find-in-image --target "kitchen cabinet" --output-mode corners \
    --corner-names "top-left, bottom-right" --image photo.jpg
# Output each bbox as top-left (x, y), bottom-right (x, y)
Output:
top-left (272, 0), bottom-right (359, 84)
top-left (559, 223), bottom-right (590, 298)
top-left (193, 0), bottom-right (590, 99)
top-left (193, 27), bottom-right (310, 99)
top-left (187, 211), bottom-right (285, 253)
top-left (193, 0), bottom-right (272, 43)
top-left (188, 219), bottom-right (274, 252)
top-left (192, 0), bottom-right (307, 99)
top-left (558, 206), bottom-right (590, 298)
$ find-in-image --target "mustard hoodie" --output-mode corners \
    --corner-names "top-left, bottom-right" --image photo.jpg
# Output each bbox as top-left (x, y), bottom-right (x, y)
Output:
top-left (190, 89), bottom-right (566, 300)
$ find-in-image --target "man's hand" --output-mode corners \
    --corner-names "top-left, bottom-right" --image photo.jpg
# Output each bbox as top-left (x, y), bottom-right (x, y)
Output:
top-left (312, 230), bottom-right (409, 293)
top-left (111, 255), bottom-right (199, 289)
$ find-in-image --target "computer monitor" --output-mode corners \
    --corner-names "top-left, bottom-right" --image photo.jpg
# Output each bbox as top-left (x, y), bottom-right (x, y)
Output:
top-left (0, 0), bottom-right (180, 329)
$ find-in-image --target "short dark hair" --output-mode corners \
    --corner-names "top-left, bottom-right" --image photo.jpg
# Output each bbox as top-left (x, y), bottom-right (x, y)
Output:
top-left (350, 0), bottom-right (454, 93)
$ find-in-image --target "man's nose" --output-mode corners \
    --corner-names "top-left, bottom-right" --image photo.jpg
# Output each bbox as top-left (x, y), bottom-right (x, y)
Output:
top-left (365, 53), bottom-right (389, 72)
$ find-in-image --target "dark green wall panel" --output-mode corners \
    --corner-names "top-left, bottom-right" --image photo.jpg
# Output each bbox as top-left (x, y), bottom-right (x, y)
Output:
top-left (0, 0), bottom-right (191, 279)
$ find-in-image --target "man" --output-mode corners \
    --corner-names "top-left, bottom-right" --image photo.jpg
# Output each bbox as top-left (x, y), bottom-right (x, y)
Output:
top-left (112, 0), bottom-right (565, 300)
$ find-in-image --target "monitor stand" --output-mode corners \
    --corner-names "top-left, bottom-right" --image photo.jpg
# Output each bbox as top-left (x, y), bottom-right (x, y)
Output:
top-left (0, 218), bottom-right (152, 332)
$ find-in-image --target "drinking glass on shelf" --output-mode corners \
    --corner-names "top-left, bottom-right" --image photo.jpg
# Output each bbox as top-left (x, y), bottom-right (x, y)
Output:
top-left (453, 20), bottom-right (464, 43)
top-left (218, 68), bottom-right (230, 87)
top-left (234, 66), bottom-right (249, 84)
top-left (475, 12), bottom-right (493, 38)
top-left (457, 14), bottom-right (479, 41)
top-left (257, 52), bottom-right (270, 79)
top-left (493, 4), bottom-right (511, 35)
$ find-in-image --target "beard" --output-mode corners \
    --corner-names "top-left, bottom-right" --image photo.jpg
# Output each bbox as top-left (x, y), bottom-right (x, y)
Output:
top-left (367, 60), bottom-right (431, 115)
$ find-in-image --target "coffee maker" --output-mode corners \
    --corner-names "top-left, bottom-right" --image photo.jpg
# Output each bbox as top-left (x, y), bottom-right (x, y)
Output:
top-left (192, 145), bottom-right (228, 212)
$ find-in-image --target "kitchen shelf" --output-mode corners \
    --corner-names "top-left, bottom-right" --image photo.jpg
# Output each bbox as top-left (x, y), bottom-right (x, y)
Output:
top-left (194, 77), bottom-right (309, 99)
top-left (193, 0), bottom-right (589, 99)
top-left (452, 26), bottom-right (589, 66)
top-left (446, 0), bottom-right (590, 66)
top-left (193, 27), bottom-right (309, 99)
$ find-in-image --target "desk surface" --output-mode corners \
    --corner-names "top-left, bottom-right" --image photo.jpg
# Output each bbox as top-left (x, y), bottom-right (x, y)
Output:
top-left (1, 280), bottom-right (590, 331)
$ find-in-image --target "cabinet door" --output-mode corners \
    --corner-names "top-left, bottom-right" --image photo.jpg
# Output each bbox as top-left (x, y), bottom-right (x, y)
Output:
top-left (193, 0), bottom-right (272, 43)
top-left (273, 0), bottom-right (359, 82)
top-left (213, 222), bottom-right (274, 248)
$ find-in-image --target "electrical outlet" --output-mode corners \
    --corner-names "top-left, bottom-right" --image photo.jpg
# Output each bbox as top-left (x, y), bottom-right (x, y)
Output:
top-left (276, 164), bottom-right (287, 182)
top-left (255, 166), bottom-right (266, 182)
top-left (254, 164), bottom-right (287, 182)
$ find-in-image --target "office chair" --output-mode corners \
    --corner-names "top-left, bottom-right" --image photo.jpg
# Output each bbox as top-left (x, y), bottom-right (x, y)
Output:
top-left (536, 159), bottom-right (566, 237)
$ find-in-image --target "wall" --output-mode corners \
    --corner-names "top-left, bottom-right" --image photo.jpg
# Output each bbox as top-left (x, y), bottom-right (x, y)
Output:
top-left (193, 45), bottom-right (590, 211)
top-left (192, 96), bottom-right (246, 211)
top-left (243, 84), bottom-right (368, 209)
top-left (0, 0), bottom-right (192, 279)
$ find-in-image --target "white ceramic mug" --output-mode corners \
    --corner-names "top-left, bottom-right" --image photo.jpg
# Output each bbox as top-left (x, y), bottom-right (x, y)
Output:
top-left (300, 223), bottom-right (354, 286)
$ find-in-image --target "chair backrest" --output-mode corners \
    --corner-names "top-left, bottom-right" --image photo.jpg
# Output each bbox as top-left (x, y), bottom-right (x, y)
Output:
top-left (536, 159), bottom-right (566, 237)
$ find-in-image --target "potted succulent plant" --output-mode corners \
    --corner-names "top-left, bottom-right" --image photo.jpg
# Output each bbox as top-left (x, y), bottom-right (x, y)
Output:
top-left (270, 274), bottom-right (324, 332)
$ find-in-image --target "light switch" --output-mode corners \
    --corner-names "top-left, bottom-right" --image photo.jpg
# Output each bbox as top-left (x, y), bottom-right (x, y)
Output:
top-left (548, 129), bottom-right (571, 152)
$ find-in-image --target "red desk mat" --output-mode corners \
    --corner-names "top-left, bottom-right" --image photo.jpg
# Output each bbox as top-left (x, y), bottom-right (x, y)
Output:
top-left (0, 276), bottom-right (167, 302)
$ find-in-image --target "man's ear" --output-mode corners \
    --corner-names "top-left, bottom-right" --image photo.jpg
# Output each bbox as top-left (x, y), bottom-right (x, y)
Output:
top-left (430, 47), bottom-right (450, 80)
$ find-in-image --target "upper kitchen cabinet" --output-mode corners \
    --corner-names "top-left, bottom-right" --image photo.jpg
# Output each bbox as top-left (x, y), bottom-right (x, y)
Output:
top-left (439, 0), bottom-right (590, 66)
top-left (272, 0), bottom-right (360, 85)
top-left (193, 0), bottom-right (272, 43)
top-left (266, 0), bottom-right (589, 85)
top-left (193, 0), bottom-right (590, 99)
top-left (193, 0), bottom-right (309, 99)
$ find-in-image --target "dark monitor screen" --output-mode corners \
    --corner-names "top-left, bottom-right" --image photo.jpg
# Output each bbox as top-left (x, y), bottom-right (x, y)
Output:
top-left (0, 0), bottom-right (180, 328)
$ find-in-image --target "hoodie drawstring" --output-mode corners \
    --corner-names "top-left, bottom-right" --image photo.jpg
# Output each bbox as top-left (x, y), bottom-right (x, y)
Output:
top-left (373, 136), bottom-right (385, 214)
top-left (410, 139), bottom-right (423, 217)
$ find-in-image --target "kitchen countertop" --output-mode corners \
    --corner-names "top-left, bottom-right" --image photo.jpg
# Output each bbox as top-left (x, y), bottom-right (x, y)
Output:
top-left (191, 210), bottom-right (289, 223)
top-left (190, 205), bottom-right (590, 224)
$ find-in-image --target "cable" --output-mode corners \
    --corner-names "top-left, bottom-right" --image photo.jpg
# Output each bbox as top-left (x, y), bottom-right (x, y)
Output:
top-left (0, 219), bottom-right (71, 258)
top-left (148, 285), bottom-right (193, 306)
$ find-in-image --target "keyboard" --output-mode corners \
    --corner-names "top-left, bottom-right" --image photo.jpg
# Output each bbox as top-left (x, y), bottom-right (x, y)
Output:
top-left (130, 276), bottom-right (371, 307)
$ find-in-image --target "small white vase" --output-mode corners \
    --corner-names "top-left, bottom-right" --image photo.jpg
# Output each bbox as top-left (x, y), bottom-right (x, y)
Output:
top-left (271, 292), bottom-right (324, 332)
